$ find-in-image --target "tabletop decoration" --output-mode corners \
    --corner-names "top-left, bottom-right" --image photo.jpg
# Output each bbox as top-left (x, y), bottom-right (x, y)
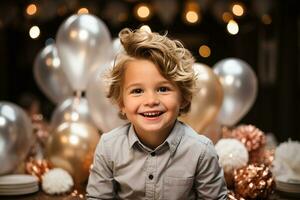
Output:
top-left (41, 168), bottom-right (74, 195)
top-left (233, 163), bottom-right (275, 199)
top-left (273, 140), bottom-right (300, 177)
top-left (223, 124), bottom-right (267, 164)
top-left (215, 138), bottom-right (249, 188)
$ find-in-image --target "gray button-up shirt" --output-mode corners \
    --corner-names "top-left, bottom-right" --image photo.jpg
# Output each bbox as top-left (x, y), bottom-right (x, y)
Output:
top-left (86, 121), bottom-right (227, 199)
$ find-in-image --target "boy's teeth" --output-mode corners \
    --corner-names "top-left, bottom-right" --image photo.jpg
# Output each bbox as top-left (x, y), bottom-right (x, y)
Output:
top-left (143, 112), bottom-right (161, 117)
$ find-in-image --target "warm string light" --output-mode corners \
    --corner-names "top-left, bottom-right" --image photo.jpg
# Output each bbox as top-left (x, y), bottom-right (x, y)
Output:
top-left (183, 1), bottom-right (201, 24)
top-left (134, 3), bottom-right (152, 20)
top-left (71, 189), bottom-right (85, 199)
top-left (227, 20), bottom-right (239, 35)
top-left (222, 12), bottom-right (233, 23)
top-left (26, 4), bottom-right (37, 16)
top-left (232, 4), bottom-right (244, 17)
top-left (198, 45), bottom-right (211, 58)
top-left (78, 7), bottom-right (89, 14)
top-left (29, 26), bottom-right (40, 39)
top-left (186, 11), bottom-right (199, 23)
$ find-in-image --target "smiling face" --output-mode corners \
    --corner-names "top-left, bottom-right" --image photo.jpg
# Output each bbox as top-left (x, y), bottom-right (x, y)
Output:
top-left (120, 59), bottom-right (183, 137)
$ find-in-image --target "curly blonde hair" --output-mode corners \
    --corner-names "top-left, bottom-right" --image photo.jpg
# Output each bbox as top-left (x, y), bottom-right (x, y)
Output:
top-left (107, 28), bottom-right (196, 119)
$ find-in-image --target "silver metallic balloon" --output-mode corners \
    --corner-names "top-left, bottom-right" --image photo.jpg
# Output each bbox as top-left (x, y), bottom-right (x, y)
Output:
top-left (213, 58), bottom-right (258, 126)
top-left (112, 37), bottom-right (124, 59)
top-left (56, 14), bottom-right (112, 91)
top-left (50, 96), bottom-right (95, 131)
top-left (86, 67), bottom-right (127, 132)
top-left (0, 102), bottom-right (33, 175)
top-left (34, 44), bottom-right (73, 104)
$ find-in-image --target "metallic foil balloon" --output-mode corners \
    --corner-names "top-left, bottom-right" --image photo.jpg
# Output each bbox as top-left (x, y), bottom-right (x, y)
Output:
top-left (86, 68), bottom-right (127, 132)
top-left (112, 37), bottom-right (124, 59)
top-left (213, 58), bottom-right (258, 126)
top-left (56, 14), bottom-right (112, 91)
top-left (34, 44), bottom-right (73, 104)
top-left (0, 102), bottom-right (33, 175)
top-left (50, 96), bottom-right (95, 131)
top-left (46, 121), bottom-right (100, 184)
top-left (180, 63), bottom-right (223, 133)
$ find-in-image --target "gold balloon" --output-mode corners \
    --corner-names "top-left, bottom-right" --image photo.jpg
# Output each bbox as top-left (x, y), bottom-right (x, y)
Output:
top-left (45, 122), bottom-right (100, 184)
top-left (180, 63), bottom-right (223, 133)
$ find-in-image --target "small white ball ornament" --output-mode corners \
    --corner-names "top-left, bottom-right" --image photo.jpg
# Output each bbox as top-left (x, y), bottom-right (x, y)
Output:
top-left (42, 168), bottom-right (74, 195)
top-left (215, 138), bottom-right (249, 174)
top-left (273, 140), bottom-right (300, 180)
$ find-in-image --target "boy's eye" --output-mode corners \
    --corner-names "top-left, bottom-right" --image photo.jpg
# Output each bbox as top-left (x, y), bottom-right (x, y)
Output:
top-left (157, 87), bottom-right (169, 93)
top-left (131, 88), bottom-right (143, 94)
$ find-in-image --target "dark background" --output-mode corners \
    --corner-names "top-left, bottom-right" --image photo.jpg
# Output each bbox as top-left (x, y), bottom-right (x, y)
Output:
top-left (0, 0), bottom-right (299, 142)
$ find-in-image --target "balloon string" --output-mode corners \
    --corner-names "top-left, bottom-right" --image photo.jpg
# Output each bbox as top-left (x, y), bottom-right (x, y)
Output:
top-left (73, 91), bottom-right (82, 108)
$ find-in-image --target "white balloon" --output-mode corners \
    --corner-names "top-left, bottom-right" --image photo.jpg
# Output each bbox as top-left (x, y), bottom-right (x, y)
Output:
top-left (0, 102), bottom-right (33, 175)
top-left (86, 67), bottom-right (127, 132)
top-left (50, 96), bottom-right (95, 131)
top-left (56, 14), bottom-right (112, 91)
top-left (34, 44), bottom-right (73, 104)
top-left (112, 37), bottom-right (123, 59)
top-left (213, 58), bottom-right (258, 126)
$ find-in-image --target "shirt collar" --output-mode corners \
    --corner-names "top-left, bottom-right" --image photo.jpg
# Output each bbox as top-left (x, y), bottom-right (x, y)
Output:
top-left (128, 124), bottom-right (139, 148)
top-left (128, 120), bottom-right (184, 156)
top-left (165, 120), bottom-right (184, 156)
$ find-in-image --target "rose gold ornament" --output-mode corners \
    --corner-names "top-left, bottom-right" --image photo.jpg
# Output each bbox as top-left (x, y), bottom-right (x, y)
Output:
top-left (234, 163), bottom-right (275, 199)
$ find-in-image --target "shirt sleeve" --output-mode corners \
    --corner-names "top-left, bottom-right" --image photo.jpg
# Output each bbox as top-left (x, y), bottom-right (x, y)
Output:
top-left (195, 141), bottom-right (228, 200)
top-left (86, 135), bottom-right (115, 200)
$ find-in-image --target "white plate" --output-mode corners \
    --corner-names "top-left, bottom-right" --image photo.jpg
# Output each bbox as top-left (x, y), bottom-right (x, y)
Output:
top-left (0, 185), bottom-right (39, 195)
top-left (0, 182), bottom-right (38, 189)
top-left (0, 175), bottom-right (38, 186)
top-left (0, 184), bottom-right (39, 192)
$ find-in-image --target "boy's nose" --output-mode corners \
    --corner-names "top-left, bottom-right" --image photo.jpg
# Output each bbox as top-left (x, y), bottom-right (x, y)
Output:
top-left (144, 92), bottom-right (160, 107)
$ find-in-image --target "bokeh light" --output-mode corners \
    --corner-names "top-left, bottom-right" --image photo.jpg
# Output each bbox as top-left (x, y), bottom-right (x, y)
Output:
top-left (232, 4), bottom-right (244, 17)
top-left (199, 45), bottom-right (211, 58)
top-left (29, 26), bottom-right (40, 39)
top-left (227, 20), bottom-right (239, 35)
top-left (26, 4), bottom-right (37, 16)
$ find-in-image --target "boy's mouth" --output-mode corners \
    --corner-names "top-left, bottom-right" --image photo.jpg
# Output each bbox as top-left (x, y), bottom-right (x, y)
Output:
top-left (140, 111), bottom-right (163, 118)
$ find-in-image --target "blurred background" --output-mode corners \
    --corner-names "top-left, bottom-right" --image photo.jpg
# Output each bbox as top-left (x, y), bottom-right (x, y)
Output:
top-left (0, 0), bottom-right (299, 142)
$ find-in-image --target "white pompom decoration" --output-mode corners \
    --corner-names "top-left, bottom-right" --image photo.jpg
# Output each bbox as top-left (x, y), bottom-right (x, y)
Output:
top-left (42, 168), bottom-right (74, 195)
top-left (272, 140), bottom-right (300, 181)
top-left (215, 138), bottom-right (249, 174)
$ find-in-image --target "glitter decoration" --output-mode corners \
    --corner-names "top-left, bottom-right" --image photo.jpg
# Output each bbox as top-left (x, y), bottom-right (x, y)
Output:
top-left (231, 125), bottom-right (266, 152)
top-left (25, 157), bottom-right (52, 181)
top-left (234, 163), bottom-right (275, 199)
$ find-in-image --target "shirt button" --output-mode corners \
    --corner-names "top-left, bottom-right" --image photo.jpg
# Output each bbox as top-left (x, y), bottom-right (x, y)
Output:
top-left (151, 152), bottom-right (156, 156)
top-left (148, 174), bottom-right (154, 180)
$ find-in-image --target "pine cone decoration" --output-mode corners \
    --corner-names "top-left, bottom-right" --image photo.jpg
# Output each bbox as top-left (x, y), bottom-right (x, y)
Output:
top-left (233, 164), bottom-right (275, 199)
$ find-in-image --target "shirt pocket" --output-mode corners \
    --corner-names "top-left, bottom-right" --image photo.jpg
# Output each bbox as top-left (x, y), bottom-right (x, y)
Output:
top-left (163, 176), bottom-right (194, 200)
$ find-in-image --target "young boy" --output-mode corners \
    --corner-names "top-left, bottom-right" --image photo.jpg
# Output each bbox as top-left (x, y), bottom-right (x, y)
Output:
top-left (86, 28), bottom-right (227, 199)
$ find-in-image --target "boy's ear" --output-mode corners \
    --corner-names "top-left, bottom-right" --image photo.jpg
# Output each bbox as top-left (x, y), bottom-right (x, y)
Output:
top-left (118, 101), bottom-right (125, 112)
top-left (180, 99), bottom-right (189, 110)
